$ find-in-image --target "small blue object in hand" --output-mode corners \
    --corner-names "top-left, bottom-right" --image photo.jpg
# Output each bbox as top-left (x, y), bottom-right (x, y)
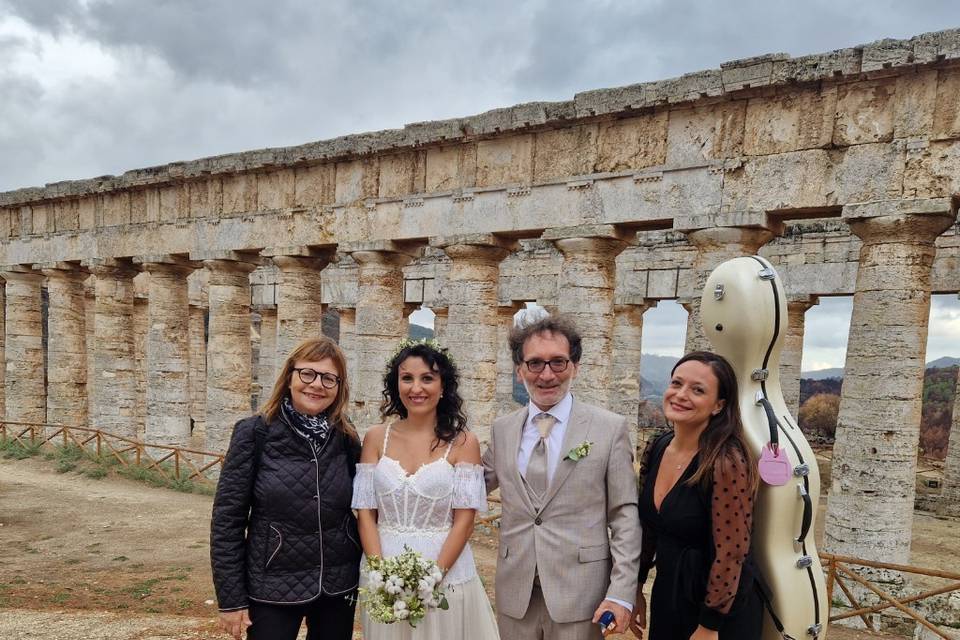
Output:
top-left (598, 610), bottom-right (615, 633)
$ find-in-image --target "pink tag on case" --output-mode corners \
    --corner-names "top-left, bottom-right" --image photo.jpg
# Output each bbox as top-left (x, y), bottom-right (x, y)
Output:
top-left (758, 444), bottom-right (791, 486)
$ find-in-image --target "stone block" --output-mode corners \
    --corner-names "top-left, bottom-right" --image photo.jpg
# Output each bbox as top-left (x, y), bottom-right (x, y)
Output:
top-left (533, 125), bottom-right (597, 183)
top-left (574, 83), bottom-right (650, 117)
top-left (933, 68), bottom-right (960, 140)
top-left (221, 174), bottom-right (257, 215)
top-left (834, 141), bottom-right (905, 204)
top-left (666, 101), bottom-right (745, 165)
top-left (770, 47), bottom-right (862, 84)
top-left (722, 149), bottom-right (835, 212)
top-left (833, 79), bottom-right (896, 146)
top-left (476, 135), bottom-right (534, 187)
top-left (257, 171), bottom-right (284, 210)
top-left (0, 208), bottom-right (13, 239)
top-left (425, 146), bottom-right (462, 193)
top-left (78, 197), bottom-right (97, 229)
top-left (335, 159), bottom-right (379, 204)
top-left (379, 152), bottom-right (417, 198)
top-left (31, 204), bottom-right (52, 234)
top-left (861, 37), bottom-right (915, 72)
top-left (893, 70), bottom-right (937, 139)
top-left (101, 192), bottom-right (130, 227)
top-left (158, 185), bottom-right (182, 222)
top-left (646, 268), bottom-right (680, 298)
top-left (189, 179), bottom-right (219, 218)
top-left (595, 113), bottom-right (668, 172)
top-left (129, 189), bottom-right (148, 224)
top-left (294, 164), bottom-right (335, 207)
top-left (743, 87), bottom-right (836, 155)
top-left (904, 140), bottom-right (960, 199)
top-left (720, 53), bottom-right (788, 91)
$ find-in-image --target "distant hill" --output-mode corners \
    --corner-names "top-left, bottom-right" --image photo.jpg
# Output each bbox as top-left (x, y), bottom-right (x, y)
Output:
top-left (801, 357), bottom-right (958, 380)
top-left (408, 324), bottom-right (434, 340)
top-left (640, 354), bottom-right (678, 400)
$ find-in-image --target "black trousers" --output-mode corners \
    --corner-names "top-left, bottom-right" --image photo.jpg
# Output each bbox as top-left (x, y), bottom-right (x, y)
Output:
top-left (247, 592), bottom-right (356, 640)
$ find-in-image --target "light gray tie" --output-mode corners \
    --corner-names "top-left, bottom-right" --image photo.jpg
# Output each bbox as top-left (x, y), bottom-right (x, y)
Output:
top-left (527, 413), bottom-right (557, 499)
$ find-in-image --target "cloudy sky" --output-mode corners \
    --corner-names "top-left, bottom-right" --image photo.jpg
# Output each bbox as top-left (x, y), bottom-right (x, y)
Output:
top-left (1, 0), bottom-right (958, 367)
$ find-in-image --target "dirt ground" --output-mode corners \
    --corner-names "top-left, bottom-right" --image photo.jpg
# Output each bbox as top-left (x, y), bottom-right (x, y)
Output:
top-left (1, 454), bottom-right (956, 639)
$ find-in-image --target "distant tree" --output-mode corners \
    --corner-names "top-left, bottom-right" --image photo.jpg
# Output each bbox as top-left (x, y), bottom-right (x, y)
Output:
top-left (919, 366), bottom-right (957, 459)
top-left (798, 393), bottom-right (841, 440)
top-left (799, 378), bottom-right (843, 406)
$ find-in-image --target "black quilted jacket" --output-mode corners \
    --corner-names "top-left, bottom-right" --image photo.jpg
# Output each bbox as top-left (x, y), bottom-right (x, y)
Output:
top-left (210, 413), bottom-right (362, 610)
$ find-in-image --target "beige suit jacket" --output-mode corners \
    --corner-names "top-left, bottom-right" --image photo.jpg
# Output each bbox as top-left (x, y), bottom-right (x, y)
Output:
top-left (482, 398), bottom-right (641, 623)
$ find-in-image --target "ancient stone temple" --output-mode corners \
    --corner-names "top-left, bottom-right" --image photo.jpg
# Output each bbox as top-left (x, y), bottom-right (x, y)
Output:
top-left (1, 30), bottom-right (959, 567)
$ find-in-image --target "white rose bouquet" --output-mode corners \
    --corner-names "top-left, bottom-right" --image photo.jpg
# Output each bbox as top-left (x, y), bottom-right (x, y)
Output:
top-left (360, 546), bottom-right (449, 627)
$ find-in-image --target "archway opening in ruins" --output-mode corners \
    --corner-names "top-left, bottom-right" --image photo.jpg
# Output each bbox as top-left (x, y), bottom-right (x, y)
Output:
top-left (636, 299), bottom-right (687, 437)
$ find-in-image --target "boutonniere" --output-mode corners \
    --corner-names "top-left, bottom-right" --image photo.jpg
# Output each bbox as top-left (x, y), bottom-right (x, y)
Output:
top-left (564, 441), bottom-right (593, 461)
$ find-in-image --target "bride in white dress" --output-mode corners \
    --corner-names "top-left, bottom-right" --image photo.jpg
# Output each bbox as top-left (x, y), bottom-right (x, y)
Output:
top-left (352, 340), bottom-right (500, 640)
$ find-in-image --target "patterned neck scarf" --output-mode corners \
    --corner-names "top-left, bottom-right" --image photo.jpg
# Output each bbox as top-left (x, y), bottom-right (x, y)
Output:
top-left (282, 396), bottom-right (331, 451)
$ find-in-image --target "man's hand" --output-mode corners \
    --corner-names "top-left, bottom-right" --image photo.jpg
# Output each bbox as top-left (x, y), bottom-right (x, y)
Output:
top-left (218, 608), bottom-right (252, 639)
top-left (592, 599), bottom-right (631, 636)
top-left (629, 589), bottom-right (647, 638)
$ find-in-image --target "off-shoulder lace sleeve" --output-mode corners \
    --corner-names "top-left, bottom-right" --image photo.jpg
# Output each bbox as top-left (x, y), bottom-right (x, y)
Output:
top-left (351, 463), bottom-right (378, 510)
top-left (700, 450), bottom-right (755, 629)
top-left (452, 463), bottom-right (488, 512)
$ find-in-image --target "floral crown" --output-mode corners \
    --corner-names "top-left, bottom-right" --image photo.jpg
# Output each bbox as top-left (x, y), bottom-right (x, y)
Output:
top-left (390, 337), bottom-right (455, 367)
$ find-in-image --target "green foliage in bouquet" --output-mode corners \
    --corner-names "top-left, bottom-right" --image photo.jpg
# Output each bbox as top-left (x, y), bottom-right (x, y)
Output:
top-left (360, 547), bottom-right (449, 627)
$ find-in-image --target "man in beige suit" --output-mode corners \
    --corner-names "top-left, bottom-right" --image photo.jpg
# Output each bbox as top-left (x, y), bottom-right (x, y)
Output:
top-left (482, 315), bottom-right (641, 639)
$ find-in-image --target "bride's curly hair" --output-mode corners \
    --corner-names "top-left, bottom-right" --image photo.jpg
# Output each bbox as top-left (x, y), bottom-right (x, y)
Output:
top-left (380, 341), bottom-right (468, 448)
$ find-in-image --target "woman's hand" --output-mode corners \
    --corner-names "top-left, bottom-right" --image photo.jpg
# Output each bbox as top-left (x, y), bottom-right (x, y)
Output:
top-left (689, 624), bottom-right (719, 640)
top-left (219, 608), bottom-right (252, 639)
top-left (629, 589), bottom-right (647, 638)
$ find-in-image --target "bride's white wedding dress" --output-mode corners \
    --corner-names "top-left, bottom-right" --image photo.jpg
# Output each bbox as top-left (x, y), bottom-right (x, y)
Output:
top-left (352, 425), bottom-right (500, 639)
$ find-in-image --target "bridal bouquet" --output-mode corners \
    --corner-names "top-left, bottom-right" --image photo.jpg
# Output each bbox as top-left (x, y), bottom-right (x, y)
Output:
top-left (360, 546), bottom-right (449, 627)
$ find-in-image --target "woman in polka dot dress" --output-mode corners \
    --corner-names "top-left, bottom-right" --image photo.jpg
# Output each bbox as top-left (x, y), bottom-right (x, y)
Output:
top-left (631, 351), bottom-right (762, 640)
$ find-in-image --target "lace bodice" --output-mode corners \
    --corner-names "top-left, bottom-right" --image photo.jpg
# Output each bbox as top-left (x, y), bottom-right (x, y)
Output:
top-left (352, 426), bottom-right (487, 585)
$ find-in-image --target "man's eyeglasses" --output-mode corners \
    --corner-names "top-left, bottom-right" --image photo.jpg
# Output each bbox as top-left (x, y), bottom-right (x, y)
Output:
top-left (522, 358), bottom-right (571, 373)
top-left (293, 368), bottom-right (341, 389)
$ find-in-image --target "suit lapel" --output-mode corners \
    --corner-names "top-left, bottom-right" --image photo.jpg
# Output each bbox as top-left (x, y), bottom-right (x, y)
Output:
top-left (541, 398), bottom-right (592, 508)
top-left (503, 407), bottom-right (537, 517)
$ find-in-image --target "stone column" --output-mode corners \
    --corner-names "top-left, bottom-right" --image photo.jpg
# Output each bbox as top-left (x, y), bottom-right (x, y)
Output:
top-left (782, 295), bottom-right (819, 417)
top-left (434, 235), bottom-right (515, 442)
top-left (432, 307), bottom-right (449, 343)
top-left (41, 264), bottom-right (89, 429)
top-left (334, 307), bottom-right (357, 385)
top-left (2, 269), bottom-right (46, 425)
top-left (939, 366), bottom-right (960, 517)
top-left (256, 305), bottom-right (278, 406)
top-left (545, 226), bottom-right (630, 408)
top-left (342, 242), bottom-right (419, 432)
top-left (0, 283), bottom-right (5, 419)
top-left (611, 302), bottom-right (653, 444)
top-left (496, 304), bottom-right (522, 414)
top-left (138, 258), bottom-right (196, 447)
top-left (88, 260), bottom-right (140, 439)
top-left (824, 199), bottom-right (955, 566)
top-left (204, 258), bottom-right (257, 452)
top-left (270, 251), bottom-right (333, 358)
top-left (188, 304), bottom-right (207, 445)
top-left (133, 297), bottom-right (148, 439)
top-left (679, 226), bottom-right (777, 352)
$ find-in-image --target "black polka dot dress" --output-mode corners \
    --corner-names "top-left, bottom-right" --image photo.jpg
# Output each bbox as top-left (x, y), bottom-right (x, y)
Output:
top-left (637, 433), bottom-right (763, 639)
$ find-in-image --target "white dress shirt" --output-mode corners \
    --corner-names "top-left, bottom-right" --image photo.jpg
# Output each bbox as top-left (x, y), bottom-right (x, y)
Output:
top-left (517, 392), bottom-right (573, 485)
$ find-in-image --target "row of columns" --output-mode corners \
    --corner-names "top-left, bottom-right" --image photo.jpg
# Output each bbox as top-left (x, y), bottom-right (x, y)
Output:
top-left (1, 199), bottom-right (958, 569)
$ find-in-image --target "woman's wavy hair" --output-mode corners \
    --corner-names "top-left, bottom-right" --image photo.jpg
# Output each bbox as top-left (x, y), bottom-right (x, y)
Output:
top-left (261, 337), bottom-right (358, 443)
top-left (380, 342), bottom-right (468, 448)
top-left (672, 351), bottom-right (758, 493)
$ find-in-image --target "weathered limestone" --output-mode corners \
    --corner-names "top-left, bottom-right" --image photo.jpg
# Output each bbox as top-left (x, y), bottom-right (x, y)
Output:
top-left (334, 307), bottom-right (357, 390)
top-left (204, 258), bottom-right (257, 452)
top-left (432, 307), bottom-right (448, 343)
top-left (139, 258), bottom-right (195, 446)
top-left (611, 303), bottom-right (652, 441)
top-left (344, 243), bottom-right (418, 431)
top-left (546, 226), bottom-right (630, 407)
top-left (434, 235), bottom-right (516, 442)
top-left (270, 251), bottom-right (332, 358)
top-left (496, 304), bottom-right (522, 414)
top-left (41, 265), bottom-right (89, 429)
top-left (88, 260), bottom-right (140, 438)
top-left (133, 297), bottom-right (148, 437)
top-left (680, 226), bottom-right (777, 352)
top-left (188, 304), bottom-right (207, 442)
top-left (2, 269), bottom-right (46, 424)
top-left (0, 285), bottom-right (5, 419)
top-left (825, 199), bottom-right (955, 565)
top-left (782, 296), bottom-right (819, 417)
top-left (940, 368), bottom-right (960, 517)
top-left (256, 305), bottom-right (278, 405)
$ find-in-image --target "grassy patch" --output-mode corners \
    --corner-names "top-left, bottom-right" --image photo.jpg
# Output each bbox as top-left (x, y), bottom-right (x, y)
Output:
top-left (112, 555), bottom-right (129, 562)
top-left (125, 578), bottom-right (161, 599)
top-left (0, 439), bottom-right (42, 460)
top-left (84, 466), bottom-right (108, 479)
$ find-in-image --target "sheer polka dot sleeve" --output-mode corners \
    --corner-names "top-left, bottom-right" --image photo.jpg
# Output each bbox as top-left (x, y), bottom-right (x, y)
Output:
top-left (699, 450), bottom-right (754, 629)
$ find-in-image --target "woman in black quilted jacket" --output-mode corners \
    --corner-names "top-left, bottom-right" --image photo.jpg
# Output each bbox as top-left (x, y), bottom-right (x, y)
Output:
top-left (211, 337), bottom-right (362, 640)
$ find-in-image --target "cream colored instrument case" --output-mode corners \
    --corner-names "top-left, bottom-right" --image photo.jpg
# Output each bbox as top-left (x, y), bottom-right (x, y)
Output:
top-left (701, 256), bottom-right (828, 640)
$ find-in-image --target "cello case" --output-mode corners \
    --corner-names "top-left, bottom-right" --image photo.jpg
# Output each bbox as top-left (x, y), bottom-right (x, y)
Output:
top-left (700, 255), bottom-right (828, 640)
